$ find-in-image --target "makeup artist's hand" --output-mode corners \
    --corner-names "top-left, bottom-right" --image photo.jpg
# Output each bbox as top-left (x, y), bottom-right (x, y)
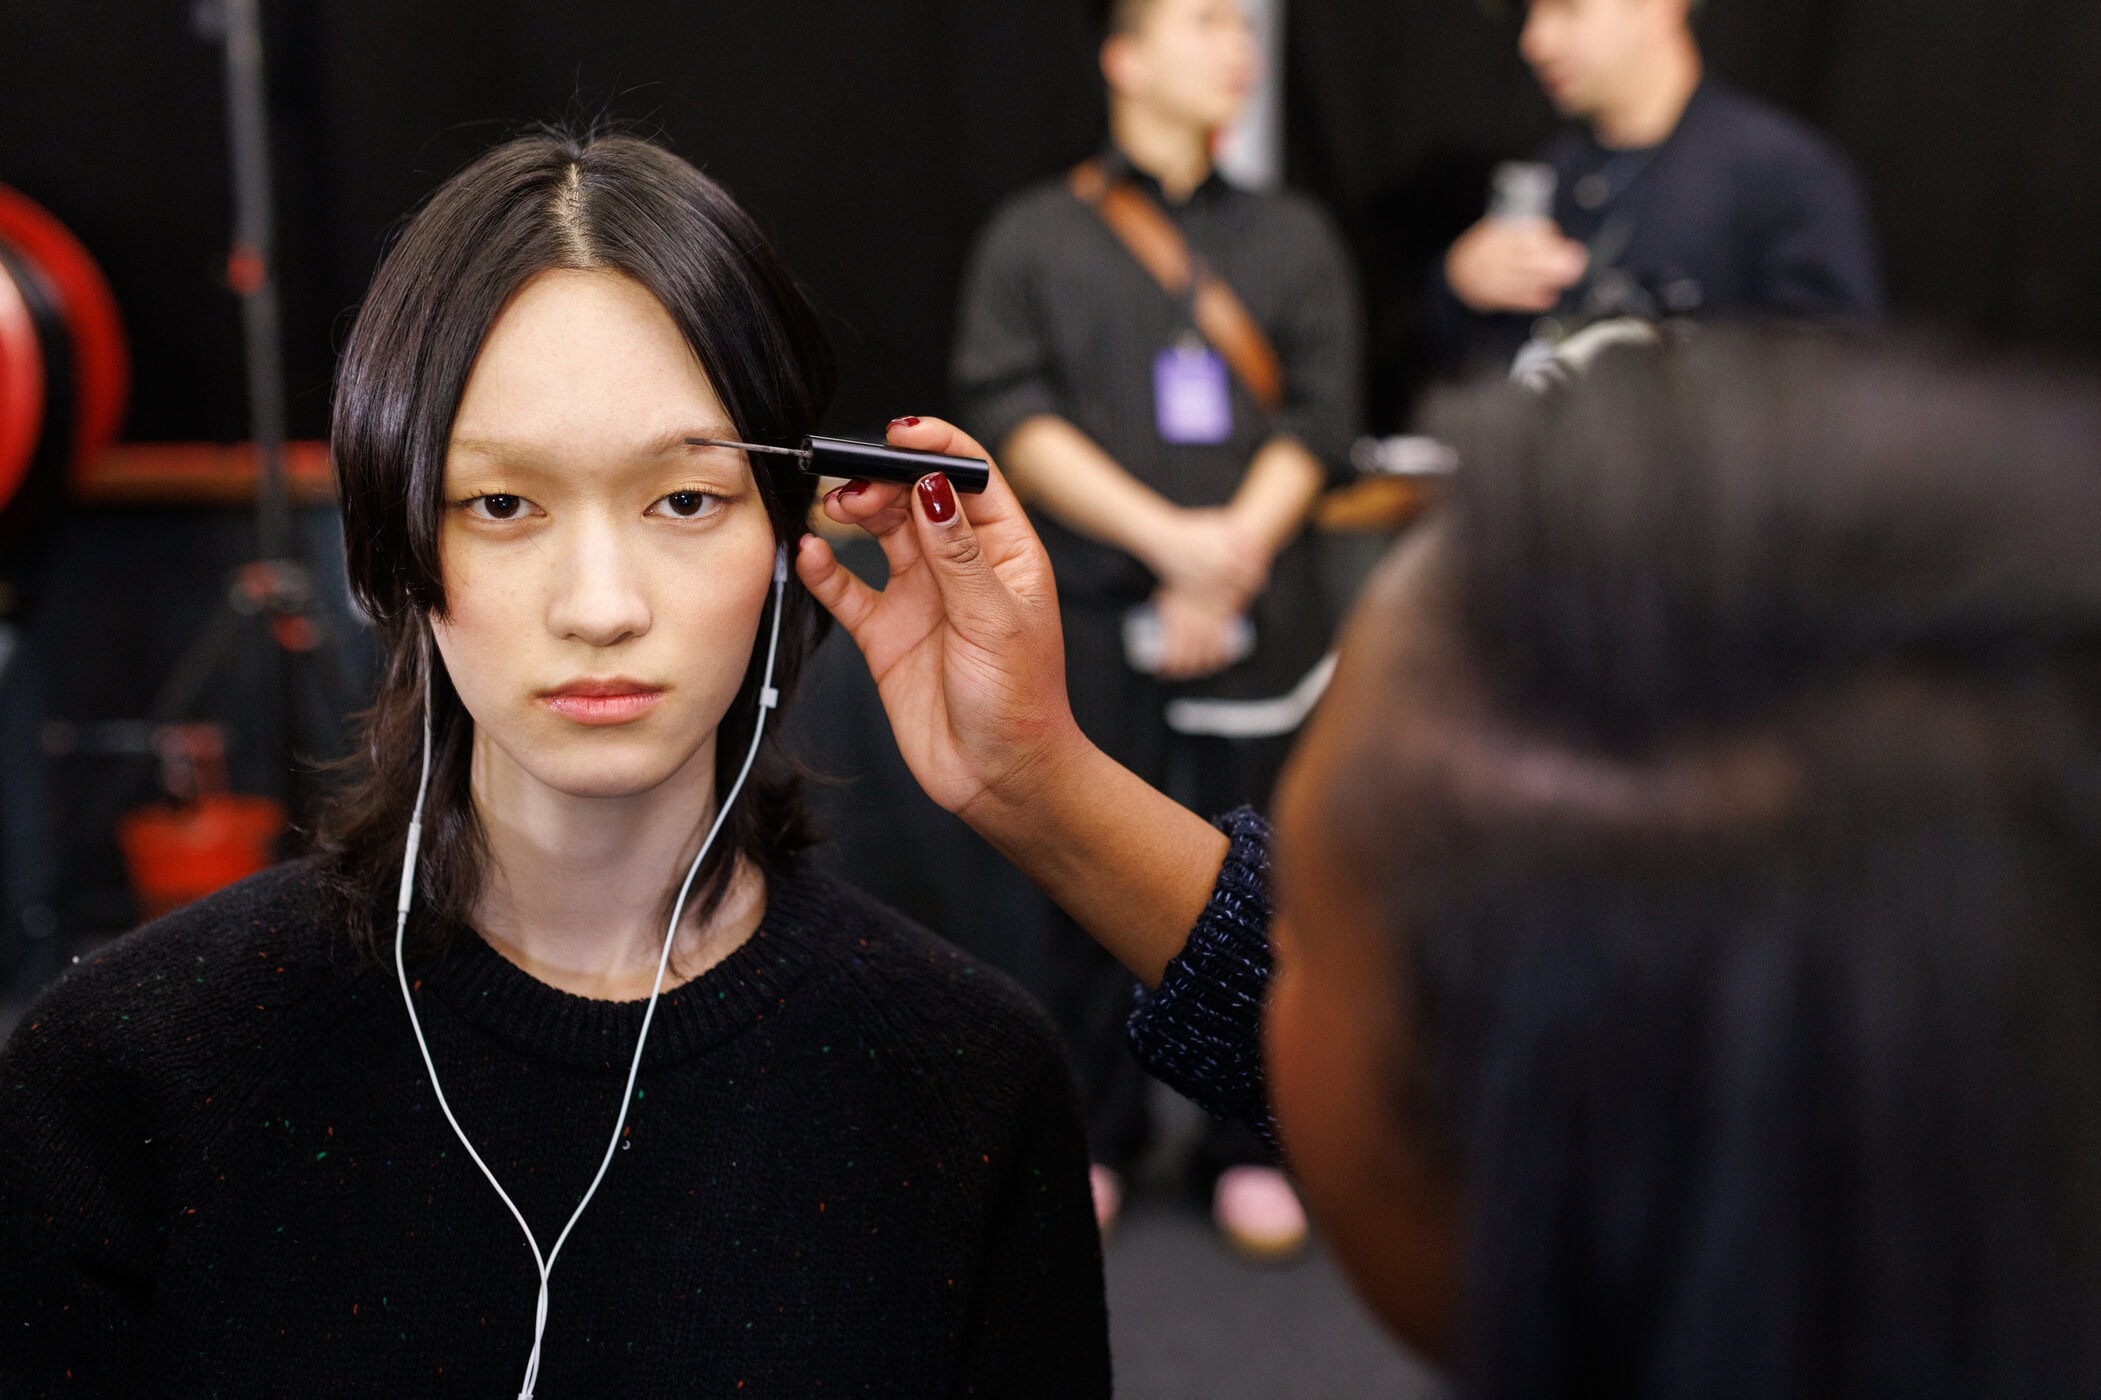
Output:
top-left (795, 418), bottom-right (1083, 822)
top-left (796, 417), bottom-right (1230, 987)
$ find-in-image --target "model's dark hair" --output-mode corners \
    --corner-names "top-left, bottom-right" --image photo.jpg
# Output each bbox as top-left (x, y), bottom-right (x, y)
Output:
top-left (322, 125), bottom-right (837, 959)
top-left (1342, 329), bottom-right (2101, 1397)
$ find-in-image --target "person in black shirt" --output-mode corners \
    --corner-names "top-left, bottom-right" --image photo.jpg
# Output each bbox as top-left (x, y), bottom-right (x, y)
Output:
top-left (1438, 0), bottom-right (1882, 370)
top-left (952, 0), bottom-right (1360, 1250)
top-left (0, 129), bottom-right (1108, 1399)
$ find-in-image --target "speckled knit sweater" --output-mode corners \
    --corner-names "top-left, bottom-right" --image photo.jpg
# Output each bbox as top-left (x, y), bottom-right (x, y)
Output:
top-left (0, 858), bottom-right (1108, 1398)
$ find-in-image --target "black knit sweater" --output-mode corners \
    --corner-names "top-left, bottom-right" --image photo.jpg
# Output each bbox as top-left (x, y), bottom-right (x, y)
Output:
top-left (0, 859), bottom-right (1109, 1398)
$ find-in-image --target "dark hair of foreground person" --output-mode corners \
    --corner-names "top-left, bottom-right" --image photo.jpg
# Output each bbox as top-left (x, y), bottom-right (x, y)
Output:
top-left (324, 126), bottom-right (838, 957)
top-left (1280, 328), bottom-right (2101, 1398)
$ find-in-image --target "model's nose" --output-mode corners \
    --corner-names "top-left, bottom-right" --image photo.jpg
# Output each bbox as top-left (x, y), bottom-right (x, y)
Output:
top-left (545, 515), bottom-right (651, 648)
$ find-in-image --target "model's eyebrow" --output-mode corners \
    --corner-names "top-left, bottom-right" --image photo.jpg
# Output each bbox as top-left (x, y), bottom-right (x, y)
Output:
top-left (447, 425), bottom-right (743, 464)
top-left (656, 425), bottom-right (743, 456)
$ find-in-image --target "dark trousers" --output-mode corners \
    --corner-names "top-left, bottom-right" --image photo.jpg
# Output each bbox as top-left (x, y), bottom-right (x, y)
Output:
top-left (1051, 601), bottom-right (1291, 1180)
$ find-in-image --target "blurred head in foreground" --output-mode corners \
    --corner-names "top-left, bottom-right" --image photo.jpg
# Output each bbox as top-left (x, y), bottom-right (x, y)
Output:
top-left (1272, 328), bottom-right (2101, 1396)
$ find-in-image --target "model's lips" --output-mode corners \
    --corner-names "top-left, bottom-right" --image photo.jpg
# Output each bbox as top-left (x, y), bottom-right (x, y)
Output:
top-left (537, 679), bottom-right (667, 726)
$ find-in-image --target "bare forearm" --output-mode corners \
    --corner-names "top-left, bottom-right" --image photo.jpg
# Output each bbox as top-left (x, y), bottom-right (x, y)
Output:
top-left (1000, 415), bottom-right (1178, 566)
top-left (1231, 437), bottom-right (1326, 556)
top-left (964, 734), bottom-right (1228, 989)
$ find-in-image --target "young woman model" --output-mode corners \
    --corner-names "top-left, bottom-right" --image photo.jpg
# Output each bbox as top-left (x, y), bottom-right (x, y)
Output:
top-left (809, 329), bottom-right (2101, 1397)
top-left (0, 130), bottom-right (1108, 1397)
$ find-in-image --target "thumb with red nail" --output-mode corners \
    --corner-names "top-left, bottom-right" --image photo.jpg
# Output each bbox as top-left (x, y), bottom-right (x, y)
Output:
top-left (915, 472), bottom-right (958, 524)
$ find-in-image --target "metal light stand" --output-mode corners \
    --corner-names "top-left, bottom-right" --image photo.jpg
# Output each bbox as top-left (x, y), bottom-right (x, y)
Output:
top-left (178, 0), bottom-right (359, 794)
top-left (59, 0), bottom-right (359, 918)
top-left (219, 0), bottom-right (293, 571)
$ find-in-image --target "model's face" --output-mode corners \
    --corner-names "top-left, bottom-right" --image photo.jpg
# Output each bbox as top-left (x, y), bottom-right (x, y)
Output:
top-left (1268, 536), bottom-right (1464, 1363)
top-left (1521, 0), bottom-right (1659, 119)
top-left (432, 268), bottom-right (777, 808)
top-left (1110, 0), bottom-right (1260, 133)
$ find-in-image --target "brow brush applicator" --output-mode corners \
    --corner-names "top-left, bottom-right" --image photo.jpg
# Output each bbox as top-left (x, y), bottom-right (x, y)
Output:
top-left (686, 435), bottom-right (991, 494)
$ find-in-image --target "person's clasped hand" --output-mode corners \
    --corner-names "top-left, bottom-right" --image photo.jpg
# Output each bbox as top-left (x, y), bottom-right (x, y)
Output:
top-left (1445, 215), bottom-right (1590, 315)
top-left (1149, 584), bottom-right (1243, 681)
top-left (1138, 506), bottom-right (1268, 681)
top-left (1141, 505), bottom-right (1270, 603)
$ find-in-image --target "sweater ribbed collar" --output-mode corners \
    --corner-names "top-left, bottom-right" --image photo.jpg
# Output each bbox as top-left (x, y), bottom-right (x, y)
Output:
top-left (416, 862), bottom-right (840, 1072)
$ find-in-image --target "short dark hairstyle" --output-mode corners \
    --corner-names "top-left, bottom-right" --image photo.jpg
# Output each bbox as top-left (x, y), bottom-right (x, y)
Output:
top-left (1098, 0), bottom-right (1168, 40)
top-left (1342, 330), bottom-right (2101, 1396)
top-left (323, 125), bottom-right (837, 959)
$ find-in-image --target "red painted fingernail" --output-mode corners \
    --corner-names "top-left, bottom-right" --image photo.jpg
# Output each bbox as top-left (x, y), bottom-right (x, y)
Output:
top-left (889, 416), bottom-right (921, 429)
top-left (916, 472), bottom-right (957, 523)
top-left (839, 478), bottom-right (869, 498)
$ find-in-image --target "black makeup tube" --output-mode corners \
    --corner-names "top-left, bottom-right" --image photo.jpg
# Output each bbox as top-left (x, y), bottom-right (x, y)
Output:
top-left (686, 435), bottom-right (990, 494)
top-left (806, 436), bottom-right (989, 494)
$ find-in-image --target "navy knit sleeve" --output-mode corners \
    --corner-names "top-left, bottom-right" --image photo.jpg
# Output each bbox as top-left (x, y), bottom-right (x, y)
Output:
top-left (1125, 808), bottom-right (1279, 1147)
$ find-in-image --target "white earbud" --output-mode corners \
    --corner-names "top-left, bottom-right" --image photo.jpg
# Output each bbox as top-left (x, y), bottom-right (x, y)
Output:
top-left (393, 544), bottom-right (790, 1399)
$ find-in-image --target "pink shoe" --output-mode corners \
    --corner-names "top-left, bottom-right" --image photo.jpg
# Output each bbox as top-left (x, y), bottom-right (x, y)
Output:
top-left (1212, 1164), bottom-right (1308, 1262)
top-left (1090, 1164), bottom-right (1125, 1239)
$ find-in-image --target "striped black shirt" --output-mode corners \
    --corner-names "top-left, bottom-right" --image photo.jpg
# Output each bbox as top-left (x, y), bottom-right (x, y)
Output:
top-left (952, 147), bottom-right (1362, 610)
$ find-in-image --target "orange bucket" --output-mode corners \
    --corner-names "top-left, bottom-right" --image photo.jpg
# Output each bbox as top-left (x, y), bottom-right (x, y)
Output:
top-left (116, 793), bottom-right (286, 920)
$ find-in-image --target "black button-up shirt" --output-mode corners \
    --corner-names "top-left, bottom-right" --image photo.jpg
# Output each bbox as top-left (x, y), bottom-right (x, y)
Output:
top-left (952, 149), bottom-right (1362, 612)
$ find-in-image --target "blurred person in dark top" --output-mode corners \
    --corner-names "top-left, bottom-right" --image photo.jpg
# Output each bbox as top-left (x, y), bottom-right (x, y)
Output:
top-left (1435, 0), bottom-right (1882, 372)
top-left (952, 0), bottom-right (1360, 1252)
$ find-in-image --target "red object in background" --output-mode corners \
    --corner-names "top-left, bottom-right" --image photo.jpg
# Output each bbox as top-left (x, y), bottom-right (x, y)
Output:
top-left (0, 184), bottom-right (131, 474)
top-left (0, 186), bottom-right (332, 511)
top-left (117, 794), bottom-right (286, 920)
top-left (225, 243), bottom-right (266, 297)
top-left (114, 725), bottom-right (285, 920)
top-left (0, 252), bottom-right (45, 513)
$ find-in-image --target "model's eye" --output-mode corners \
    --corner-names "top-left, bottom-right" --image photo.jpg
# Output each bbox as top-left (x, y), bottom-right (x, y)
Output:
top-left (651, 490), bottom-right (724, 519)
top-left (462, 493), bottom-right (540, 521)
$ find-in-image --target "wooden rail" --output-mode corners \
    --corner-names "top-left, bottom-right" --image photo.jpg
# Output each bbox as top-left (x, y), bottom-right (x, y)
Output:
top-left (73, 441), bottom-right (335, 506)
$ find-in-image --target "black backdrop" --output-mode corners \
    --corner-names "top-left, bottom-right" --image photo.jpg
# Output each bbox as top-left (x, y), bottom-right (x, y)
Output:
top-left (3, 0), bottom-right (2098, 947)
top-left (4, 0), bottom-right (2098, 444)
top-left (3, 0), bottom-right (1107, 442)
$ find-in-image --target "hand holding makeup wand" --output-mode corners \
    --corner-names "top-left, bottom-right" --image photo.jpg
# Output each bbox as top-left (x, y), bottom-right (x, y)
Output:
top-left (793, 416), bottom-right (1229, 988)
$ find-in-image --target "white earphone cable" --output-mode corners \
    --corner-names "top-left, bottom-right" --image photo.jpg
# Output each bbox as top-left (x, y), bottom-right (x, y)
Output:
top-left (395, 548), bottom-right (789, 1399)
